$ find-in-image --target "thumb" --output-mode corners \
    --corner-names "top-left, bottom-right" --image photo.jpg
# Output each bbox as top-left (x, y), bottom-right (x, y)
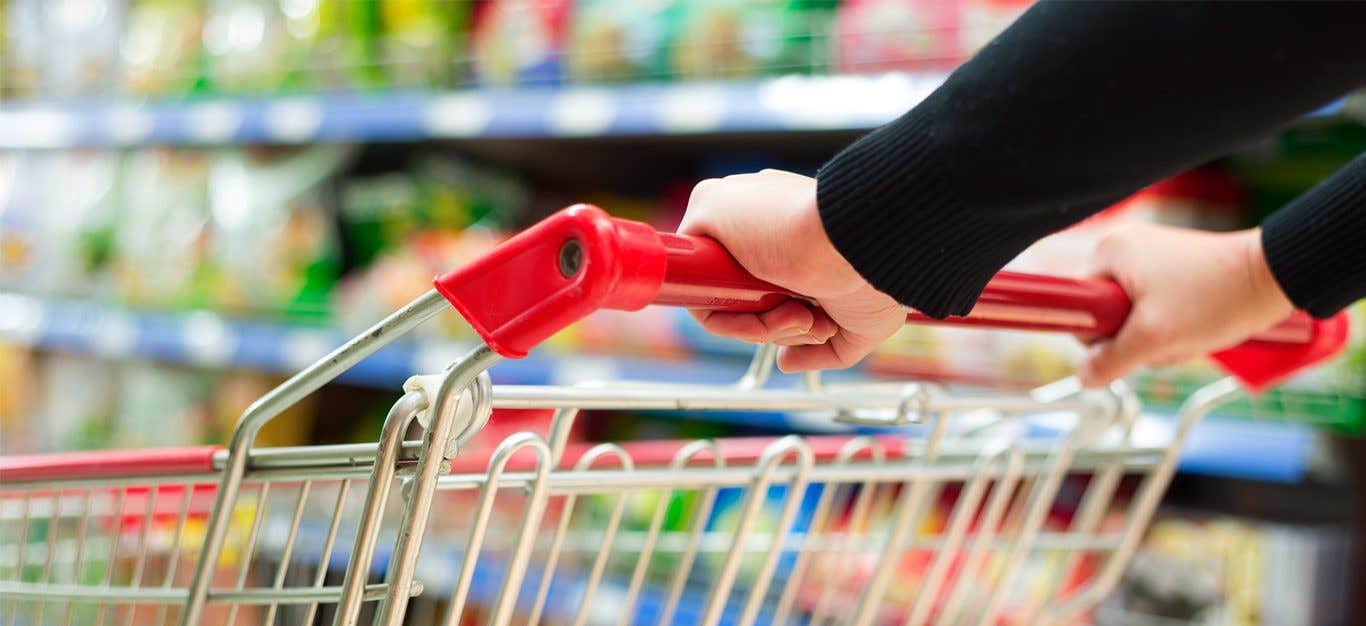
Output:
top-left (1076, 318), bottom-right (1161, 388)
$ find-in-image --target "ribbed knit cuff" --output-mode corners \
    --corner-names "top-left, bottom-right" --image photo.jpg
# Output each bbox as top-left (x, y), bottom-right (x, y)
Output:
top-left (816, 114), bottom-right (1031, 319)
top-left (1262, 153), bottom-right (1366, 319)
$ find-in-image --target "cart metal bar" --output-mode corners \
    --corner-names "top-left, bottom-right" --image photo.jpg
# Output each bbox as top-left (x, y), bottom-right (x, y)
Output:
top-left (374, 345), bottom-right (500, 626)
top-left (332, 391), bottom-right (425, 626)
top-left (425, 451), bottom-right (1160, 493)
top-left (487, 384), bottom-right (1101, 416)
top-left (0, 440), bottom-right (1162, 492)
top-left (1041, 376), bottom-right (1243, 623)
top-left (180, 289), bottom-right (448, 626)
top-left (0, 581), bottom-right (414, 604)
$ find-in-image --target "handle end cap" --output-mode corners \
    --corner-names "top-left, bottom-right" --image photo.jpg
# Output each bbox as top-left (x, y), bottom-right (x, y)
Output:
top-left (1211, 311), bottom-right (1351, 393)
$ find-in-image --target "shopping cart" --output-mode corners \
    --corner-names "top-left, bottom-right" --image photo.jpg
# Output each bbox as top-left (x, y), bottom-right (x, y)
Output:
top-left (0, 205), bottom-right (1349, 626)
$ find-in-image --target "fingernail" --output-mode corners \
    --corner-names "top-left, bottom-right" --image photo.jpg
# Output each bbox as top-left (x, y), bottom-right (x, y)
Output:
top-left (773, 326), bottom-right (810, 341)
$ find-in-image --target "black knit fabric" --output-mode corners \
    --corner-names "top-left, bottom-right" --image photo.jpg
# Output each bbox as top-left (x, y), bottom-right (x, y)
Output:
top-left (1263, 153), bottom-right (1366, 318)
top-left (816, 1), bottom-right (1366, 319)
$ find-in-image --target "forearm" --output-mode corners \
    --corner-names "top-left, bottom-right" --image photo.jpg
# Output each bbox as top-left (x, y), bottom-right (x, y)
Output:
top-left (818, 0), bottom-right (1366, 318)
top-left (1262, 153), bottom-right (1366, 319)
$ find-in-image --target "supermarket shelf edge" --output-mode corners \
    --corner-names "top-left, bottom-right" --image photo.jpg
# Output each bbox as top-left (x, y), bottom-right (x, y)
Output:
top-left (0, 72), bottom-right (950, 149)
top-left (0, 292), bottom-right (1316, 483)
top-left (0, 75), bottom-right (1352, 149)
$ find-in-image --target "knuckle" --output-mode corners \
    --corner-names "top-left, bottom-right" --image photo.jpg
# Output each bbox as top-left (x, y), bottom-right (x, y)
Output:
top-left (689, 178), bottom-right (720, 203)
top-left (1096, 231), bottom-right (1128, 255)
top-left (1133, 315), bottom-right (1175, 344)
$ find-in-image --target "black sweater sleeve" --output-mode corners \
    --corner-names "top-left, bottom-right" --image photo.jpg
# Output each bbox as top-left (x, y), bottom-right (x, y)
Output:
top-left (1262, 153), bottom-right (1366, 318)
top-left (816, 1), bottom-right (1366, 319)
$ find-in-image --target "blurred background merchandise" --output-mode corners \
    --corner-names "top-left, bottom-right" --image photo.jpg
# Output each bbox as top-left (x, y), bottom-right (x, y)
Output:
top-left (1, 1), bottom-right (1364, 624)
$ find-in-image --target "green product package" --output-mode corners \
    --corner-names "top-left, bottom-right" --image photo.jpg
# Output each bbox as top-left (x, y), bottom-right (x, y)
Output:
top-left (669, 0), bottom-right (835, 80)
top-left (327, 0), bottom-right (388, 90)
top-left (281, 0), bottom-right (381, 91)
top-left (566, 0), bottom-right (678, 82)
top-left (379, 0), bottom-right (471, 88)
top-left (339, 171), bottom-right (423, 269)
top-left (340, 154), bottom-right (525, 270)
top-left (415, 155), bottom-right (525, 230)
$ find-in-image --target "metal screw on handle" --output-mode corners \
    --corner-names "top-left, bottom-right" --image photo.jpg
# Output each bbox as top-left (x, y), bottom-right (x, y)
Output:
top-left (558, 238), bottom-right (584, 278)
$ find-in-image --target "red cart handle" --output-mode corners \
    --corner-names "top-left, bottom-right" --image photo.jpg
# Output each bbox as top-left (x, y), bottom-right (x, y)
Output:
top-left (435, 204), bottom-right (1349, 391)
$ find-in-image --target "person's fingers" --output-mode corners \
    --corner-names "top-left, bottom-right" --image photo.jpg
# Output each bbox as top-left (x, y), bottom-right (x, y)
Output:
top-left (760, 300), bottom-right (816, 339)
top-left (678, 178), bottom-right (722, 237)
top-left (772, 333), bottom-right (825, 347)
top-left (776, 331), bottom-right (875, 372)
top-left (1076, 315), bottom-right (1169, 387)
top-left (775, 342), bottom-right (845, 371)
top-left (807, 309), bottom-right (838, 342)
top-left (752, 303), bottom-right (837, 346)
top-left (689, 299), bottom-right (816, 344)
top-left (1086, 230), bottom-right (1131, 280)
top-left (688, 310), bottom-right (767, 343)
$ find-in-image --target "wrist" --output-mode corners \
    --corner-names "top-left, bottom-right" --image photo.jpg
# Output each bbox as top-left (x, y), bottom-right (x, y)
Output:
top-left (794, 180), bottom-right (872, 298)
top-left (1239, 227), bottom-right (1295, 318)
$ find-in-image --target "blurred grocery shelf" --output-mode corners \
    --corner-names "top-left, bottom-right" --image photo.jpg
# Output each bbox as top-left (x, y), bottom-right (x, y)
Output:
top-left (0, 291), bottom-right (1317, 483)
top-left (0, 73), bottom-right (951, 149)
top-left (0, 292), bottom-right (754, 388)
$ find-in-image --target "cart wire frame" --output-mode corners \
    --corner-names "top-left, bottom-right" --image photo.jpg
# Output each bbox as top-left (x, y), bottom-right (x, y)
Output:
top-left (1, 205), bottom-right (1347, 626)
top-left (0, 327), bottom-right (1244, 626)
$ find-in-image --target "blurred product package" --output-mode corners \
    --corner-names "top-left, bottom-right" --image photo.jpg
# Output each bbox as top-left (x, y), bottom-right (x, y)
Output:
top-left (834, 0), bottom-right (964, 74)
top-left (0, 152), bottom-right (121, 298)
top-left (7, 349), bottom-right (316, 453)
top-left (205, 145), bottom-right (350, 319)
top-left (565, 0), bottom-right (675, 83)
top-left (121, 0), bottom-right (206, 96)
top-left (378, 0), bottom-right (470, 88)
top-left (1114, 514), bottom-right (1351, 626)
top-left (28, 0), bottom-right (126, 97)
top-left (202, 0), bottom-right (294, 94)
top-left (111, 149), bottom-right (213, 309)
top-left (33, 354), bottom-right (119, 451)
top-left (670, 0), bottom-right (836, 80)
top-left (473, 0), bottom-right (571, 86)
top-left (2, 0), bottom-right (1038, 98)
top-left (0, 343), bottom-right (39, 453)
top-left (333, 153), bottom-right (525, 338)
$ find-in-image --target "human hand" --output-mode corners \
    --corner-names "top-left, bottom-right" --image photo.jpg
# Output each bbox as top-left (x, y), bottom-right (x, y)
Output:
top-left (1078, 223), bottom-right (1295, 387)
top-left (679, 170), bottom-right (905, 372)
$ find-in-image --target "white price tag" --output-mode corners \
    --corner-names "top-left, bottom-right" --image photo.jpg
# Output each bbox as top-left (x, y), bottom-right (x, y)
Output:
top-left (548, 89), bottom-right (616, 136)
top-left (182, 312), bottom-right (235, 367)
top-left (0, 294), bottom-right (45, 344)
top-left (264, 99), bottom-right (324, 142)
top-left (658, 86), bottom-right (728, 134)
top-left (93, 312), bottom-right (137, 358)
top-left (105, 106), bottom-right (155, 145)
top-left (424, 94), bottom-right (494, 137)
top-left (186, 102), bottom-right (244, 143)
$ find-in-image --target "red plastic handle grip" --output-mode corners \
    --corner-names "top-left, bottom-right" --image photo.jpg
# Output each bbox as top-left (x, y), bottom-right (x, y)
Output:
top-left (657, 231), bottom-right (1139, 337)
top-left (435, 204), bottom-right (1349, 391)
top-left (0, 446), bottom-right (222, 483)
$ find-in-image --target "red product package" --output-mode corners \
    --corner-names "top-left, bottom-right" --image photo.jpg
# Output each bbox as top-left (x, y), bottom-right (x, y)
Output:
top-left (834, 0), bottom-right (966, 74)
